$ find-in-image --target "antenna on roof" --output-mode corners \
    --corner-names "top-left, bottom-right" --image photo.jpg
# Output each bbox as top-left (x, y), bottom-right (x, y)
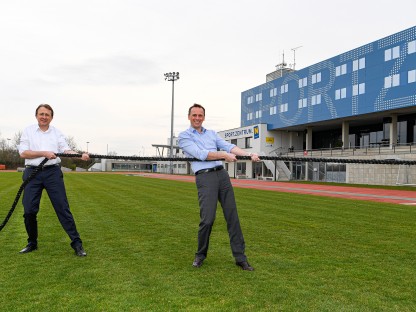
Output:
top-left (291, 46), bottom-right (303, 70)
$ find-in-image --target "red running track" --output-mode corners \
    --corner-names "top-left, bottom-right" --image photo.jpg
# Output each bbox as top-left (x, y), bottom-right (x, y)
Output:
top-left (132, 173), bottom-right (416, 205)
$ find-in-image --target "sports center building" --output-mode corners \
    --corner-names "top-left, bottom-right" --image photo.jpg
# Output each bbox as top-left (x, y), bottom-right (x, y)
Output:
top-left (104, 26), bottom-right (416, 185)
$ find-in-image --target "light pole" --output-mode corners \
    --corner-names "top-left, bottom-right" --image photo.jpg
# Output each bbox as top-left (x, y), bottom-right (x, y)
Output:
top-left (164, 71), bottom-right (179, 174)
top-left (86, 141), bottom-right (90, 153)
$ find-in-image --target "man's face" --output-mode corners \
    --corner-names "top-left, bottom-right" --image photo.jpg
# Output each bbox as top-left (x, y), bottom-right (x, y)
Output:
top-left (188, 107), bottom-right (205, 129)
top-left (36, 107), bottom-right (53, 128)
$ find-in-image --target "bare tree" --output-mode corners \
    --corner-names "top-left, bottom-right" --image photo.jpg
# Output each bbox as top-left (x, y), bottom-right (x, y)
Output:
top-left (12, 131), bottom-right (22, 150)
top-left (65, 136), bottom-right (79, 152)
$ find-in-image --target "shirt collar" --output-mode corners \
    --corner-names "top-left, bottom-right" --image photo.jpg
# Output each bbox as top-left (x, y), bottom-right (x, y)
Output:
top-left (36, 124), bottom-right (51, 133)
top-left (190, 126), bottom-right (206, 134)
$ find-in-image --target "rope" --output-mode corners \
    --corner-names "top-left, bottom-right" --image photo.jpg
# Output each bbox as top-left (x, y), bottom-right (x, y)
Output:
top-left (0, 158), bottom-right (49, 232)
top-left (55, 153), bottom-right (416, 165)
top-left (2, 152), bottom-right (416, 232)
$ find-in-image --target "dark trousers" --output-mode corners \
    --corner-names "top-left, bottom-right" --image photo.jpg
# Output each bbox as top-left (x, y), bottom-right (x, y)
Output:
top-left (195, 169), bottom-right (247, 262)
top-left (22, 166), bottom-right (82, 248)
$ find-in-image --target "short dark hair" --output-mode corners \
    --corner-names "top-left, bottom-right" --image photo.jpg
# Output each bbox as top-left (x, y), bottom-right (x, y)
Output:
top-left (188, 103), bottom-right (205, 116)
top-left (36, 104), bottom-right (54, 117)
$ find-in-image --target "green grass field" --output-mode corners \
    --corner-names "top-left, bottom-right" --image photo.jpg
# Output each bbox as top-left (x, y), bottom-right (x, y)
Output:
top-left (0, 172), bottom-right (415, 311)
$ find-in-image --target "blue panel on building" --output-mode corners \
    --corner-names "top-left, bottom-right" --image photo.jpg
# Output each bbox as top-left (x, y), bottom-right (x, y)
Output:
top-left (241, 26), bottom-right (416, 130)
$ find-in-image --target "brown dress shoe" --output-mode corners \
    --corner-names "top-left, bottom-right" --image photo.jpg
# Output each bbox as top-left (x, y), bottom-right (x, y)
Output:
top-left (236, 261), bottom-right (254, 271)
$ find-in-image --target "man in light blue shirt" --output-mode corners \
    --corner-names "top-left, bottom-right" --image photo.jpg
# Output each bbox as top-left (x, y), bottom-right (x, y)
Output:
top-left (178, 103), bottom-right (260, 271)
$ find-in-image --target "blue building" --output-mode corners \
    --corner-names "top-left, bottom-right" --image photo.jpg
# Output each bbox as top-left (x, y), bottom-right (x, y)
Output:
top-left (241, 26), bottom-right (416, 151)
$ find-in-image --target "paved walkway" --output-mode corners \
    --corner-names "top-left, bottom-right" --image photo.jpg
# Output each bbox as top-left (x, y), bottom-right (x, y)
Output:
top-left (134, 173), bottom-right (416, 205)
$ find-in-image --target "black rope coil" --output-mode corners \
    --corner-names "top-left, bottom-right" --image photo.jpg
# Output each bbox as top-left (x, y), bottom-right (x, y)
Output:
top-left (0, 158), bottom-right (49, 231)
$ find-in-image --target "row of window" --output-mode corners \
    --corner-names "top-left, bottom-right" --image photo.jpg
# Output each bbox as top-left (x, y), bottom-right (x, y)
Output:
top-left (336, 57), bottom-right (365, 77)
top-left (247, 68), bottom-right (415, 118)
top-left (247, 40), bottom-right (416, 105)
top-left (157, 163), bottom-right (186, 169)
top-left (385, 69), bottom-right (416, 88)
top-left (228, 137), bottom-right (252, 149)
top-left (246, 68), bottom-right (416, 119)
top-left (385, 40), bottom-right (416, 61)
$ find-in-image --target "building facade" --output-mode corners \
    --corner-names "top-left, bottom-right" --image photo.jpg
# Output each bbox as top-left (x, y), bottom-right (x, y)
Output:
top-left (241, 26), bottom-right (416, 152)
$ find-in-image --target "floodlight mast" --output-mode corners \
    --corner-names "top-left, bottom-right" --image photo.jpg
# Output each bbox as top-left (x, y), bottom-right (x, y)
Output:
top-left (164, 72), bottom-right (180, 174)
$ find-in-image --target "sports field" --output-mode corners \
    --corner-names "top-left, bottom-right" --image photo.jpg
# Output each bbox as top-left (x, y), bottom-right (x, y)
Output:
top-left (0, 172), bottom-right (415, 311)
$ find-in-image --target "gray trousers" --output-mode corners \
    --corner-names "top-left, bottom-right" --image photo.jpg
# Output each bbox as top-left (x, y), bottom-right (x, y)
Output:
top-left (195, 169), bottom-right (247, 262)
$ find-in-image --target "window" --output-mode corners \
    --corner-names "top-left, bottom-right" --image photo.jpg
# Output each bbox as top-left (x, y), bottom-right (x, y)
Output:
top-left (409, 40), bottom-right (416, 54)
top-left (245, 137), bottom-right (252, 148)
top-left (335, 64), bottom-right (347, 76)
top-left (255, 93), bottom-right (262, 102)
top-left (236, 162), bottom-right (246, 176)
top-left (353, 57), bottom-right (365, 71)
top-left (335, 88), bottom-right (346, 100)
top-left (311, 94), bottom-right (321, 105)
top-left (359, 83), bottom-right (365, 94)
top-left (409, 70), bottom-right (416, 83)
top-left (298, 98), bottom-right (307, 108)
top-left (385, 46), bottom-right (400, 61)
top-left (312, 72), bottom-right (321, 84)
top-left (270, 87), bottom-right (277, 97)
top-left (247, 96), bottom-right (254, 104)
top-left (393, 46), bottom-right (400, 59)
top-left (270, 106), bottom-right (277, 115)
top-left (280, 103), bottom-right (288, 113)
top-left (298, 77), bottom-right (307, 88)
top-left (352, 83), bottom-right (366, 96)
top-left (280, 84), bottom-right (288, 94)
top-left (255, 110), bottom-right (262, 118)
top-left (384, 74), bottom-right (400, 88)
top-left (247, 112), bottom-right (253, 120)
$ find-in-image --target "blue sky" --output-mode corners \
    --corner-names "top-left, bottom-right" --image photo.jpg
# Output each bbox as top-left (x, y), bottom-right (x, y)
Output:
top-left (0, 0), bottom-right (415, 155)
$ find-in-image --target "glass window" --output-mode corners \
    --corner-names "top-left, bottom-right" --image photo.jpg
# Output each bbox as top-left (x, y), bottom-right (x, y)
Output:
top-left (335, 66), bottom-right (340, 77)
top-left (392, 74), bottom-right (400, 87)
top-left (359, 57), bottom-right (365, 69)
top-left (335, 89), bottom-right (340, 100)
top-left (385, 49), bottom-right (392, 61)
top-left (341, 64), bottom-right (347, 75)
top-left (245, 137), bottom-right (252, 148)
top-left (236, 162), bottom-right (246, 175)
top-left (384, 76), bottom-right (392, 88)
top-left (408, 69), bottom-right (416, 83)
top-left (352, 84), bottom-right (358, 96)
top-left (393, 46), bottom-right (400, 59)
top-left (409, 40), bottom-right (416, 54)
top-left (352, 60), bottom-right (358, 72)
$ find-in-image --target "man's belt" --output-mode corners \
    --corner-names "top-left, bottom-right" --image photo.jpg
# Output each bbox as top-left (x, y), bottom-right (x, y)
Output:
top-left (195, 165), bottom-right (224, 176)
top-left (25, 164), bottom-right (60, 171)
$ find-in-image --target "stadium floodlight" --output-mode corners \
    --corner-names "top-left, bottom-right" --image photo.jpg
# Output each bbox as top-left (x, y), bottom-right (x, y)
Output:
top-left (164, 72), bottom-right (180, 174)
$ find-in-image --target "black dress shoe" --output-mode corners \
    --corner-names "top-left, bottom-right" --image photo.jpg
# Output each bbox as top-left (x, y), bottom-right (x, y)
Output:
top-left (74, 245), bottom-right (87, 257)
top-left (19, 245), bottom-right (38, 254)
top-left (192, 256), bottom-right (204, 268)
top-left (236, 261), bottom-right (254, 271)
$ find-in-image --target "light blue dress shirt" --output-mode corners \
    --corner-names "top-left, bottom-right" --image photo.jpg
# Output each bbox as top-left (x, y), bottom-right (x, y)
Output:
top-left (178, 126), bottom-right (236, 174)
